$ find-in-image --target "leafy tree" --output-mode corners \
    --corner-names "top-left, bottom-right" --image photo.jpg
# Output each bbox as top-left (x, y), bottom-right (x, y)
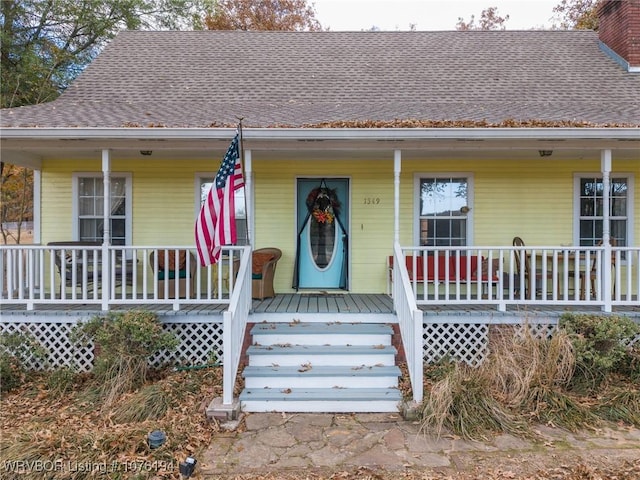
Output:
top-left (456, 6), bottom-right (510, 31)
top-left (204, 0), bottom-right (321, 31)
top-left (0, 162), bottom-right (33, 244)
top-left (0, 0), bottom-right (214, 109)
top-left (1, 1), bottom-right (214, 239)
top-left (552, 0), bottom-right (599, 30)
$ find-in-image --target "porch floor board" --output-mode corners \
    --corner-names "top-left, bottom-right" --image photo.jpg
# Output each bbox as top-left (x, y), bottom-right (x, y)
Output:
top-left (1, 293), bottom-right (638, 318)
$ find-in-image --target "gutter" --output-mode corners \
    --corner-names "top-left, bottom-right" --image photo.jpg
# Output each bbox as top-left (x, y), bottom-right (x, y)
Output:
top-left (1, 127), bottom-right (639, 142)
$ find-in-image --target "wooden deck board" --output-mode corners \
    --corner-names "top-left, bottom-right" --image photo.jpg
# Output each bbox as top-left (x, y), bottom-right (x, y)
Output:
top-left (2, 293), bottom-right (638, 318)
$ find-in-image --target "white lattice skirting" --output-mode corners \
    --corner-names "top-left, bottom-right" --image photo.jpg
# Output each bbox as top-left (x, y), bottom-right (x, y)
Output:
top-left (2, 319), bottom-right (636, 372)
top-left (0, 318), bottom-right (224, 371)
top-left (423, 322), bottom-right (558, 367)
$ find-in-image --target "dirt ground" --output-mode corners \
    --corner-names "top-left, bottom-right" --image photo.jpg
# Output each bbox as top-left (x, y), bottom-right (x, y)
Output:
top-left (202, 450), bottom-right (640, 480)
top-left (201, 455), bottom-right (640, 480)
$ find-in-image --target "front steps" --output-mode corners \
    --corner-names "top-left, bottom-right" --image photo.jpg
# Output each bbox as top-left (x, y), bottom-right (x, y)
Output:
top-left (239, 321), bottom-right (402, 413)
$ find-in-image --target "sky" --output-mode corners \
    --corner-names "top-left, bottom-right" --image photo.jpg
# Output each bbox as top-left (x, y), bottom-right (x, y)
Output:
top-left (312, 0), bottom-right (563, 31)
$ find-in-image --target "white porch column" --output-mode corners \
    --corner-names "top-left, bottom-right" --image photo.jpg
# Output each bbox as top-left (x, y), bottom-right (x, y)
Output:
top-left (244, 149), bottom-right (253, 246)
top-left (601, 149), bottom-right (612, 313)
top-left (33, 169), bottom-right (41, 245)
top-left (394, 150), bottom-right (401, 244)
top-left (101, 149), bottom-right (111, 311)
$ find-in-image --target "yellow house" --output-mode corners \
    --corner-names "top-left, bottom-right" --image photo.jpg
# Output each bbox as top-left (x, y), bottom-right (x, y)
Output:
top-left (1, 0), bottom-right (639, 412)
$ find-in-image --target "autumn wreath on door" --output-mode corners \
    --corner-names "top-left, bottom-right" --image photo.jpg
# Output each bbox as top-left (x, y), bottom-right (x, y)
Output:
top-left (306, 186), bottom-right (341, 268)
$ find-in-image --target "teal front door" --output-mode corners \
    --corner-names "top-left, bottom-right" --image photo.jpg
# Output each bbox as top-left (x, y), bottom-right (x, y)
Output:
top-left (294, 178), bottom-right (349, 290)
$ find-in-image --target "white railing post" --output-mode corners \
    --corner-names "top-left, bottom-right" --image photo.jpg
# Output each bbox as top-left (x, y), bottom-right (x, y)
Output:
top-left (222, 310), bottom-right (234, 405)
top-left (222, 246), bottom-right (251, 406)
top-left (392, 242), bottom-right (423, 404)
top-left (602, 242), bottom-right (613, 312)
top-left (412, 309), bottom-right (423, 403)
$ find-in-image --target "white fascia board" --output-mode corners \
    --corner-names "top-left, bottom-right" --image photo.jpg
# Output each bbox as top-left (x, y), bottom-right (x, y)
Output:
top-left (1, 127), bottom-right (638, 142)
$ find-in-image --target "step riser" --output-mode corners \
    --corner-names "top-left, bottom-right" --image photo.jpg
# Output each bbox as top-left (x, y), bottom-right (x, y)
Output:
top-left (252, 333), bottom-right (391, 346)
top-left (242, 321), bottom-right (400, 413)
top-left (244, 376), bottom-right (398, 389)
top-left (248, 353), bottom-right (396, 366)
top-left (241, 400), bottom-right (400, 413)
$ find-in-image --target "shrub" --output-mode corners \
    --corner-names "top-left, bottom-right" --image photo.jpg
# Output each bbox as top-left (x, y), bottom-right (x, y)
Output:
top-left (0, 330), bottom-right (47, 392)
top-left (73, 310), bottom-right (179, 410)
top-left (559, 313), bottom-right (640, 392)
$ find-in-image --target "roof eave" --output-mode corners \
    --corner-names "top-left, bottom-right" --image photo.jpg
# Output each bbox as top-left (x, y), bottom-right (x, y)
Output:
top-left (1, 126), bottom-right (639, 142)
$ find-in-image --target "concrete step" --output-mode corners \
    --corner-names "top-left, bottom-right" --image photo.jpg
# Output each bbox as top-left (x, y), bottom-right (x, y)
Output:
top-left (246, 344), bottom-right (397, 367)
top-left (242, 364), bottom-right (401, 389)
top-left (250, 322), bottom-right (393, 346)
top-left (239, 387), bottom-right (402, 413)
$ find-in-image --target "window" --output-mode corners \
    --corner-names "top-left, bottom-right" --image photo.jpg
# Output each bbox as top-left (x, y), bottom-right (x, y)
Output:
top-left (576, 175), bottom-right (632, 247)
top-left (73, 174), bottom-right (132, 244)
top-left (198, 177), bottom-right (248, 245)
top-left (417, 176), bottom-right (470, 246)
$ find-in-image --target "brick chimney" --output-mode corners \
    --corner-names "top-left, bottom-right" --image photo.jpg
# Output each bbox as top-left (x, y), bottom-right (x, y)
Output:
top-left (598, 0), bottom-right (640, 72)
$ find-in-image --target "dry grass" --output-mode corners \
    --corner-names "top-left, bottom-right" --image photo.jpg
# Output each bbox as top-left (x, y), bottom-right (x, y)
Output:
top-left (420, 362), bottom-right (528, 440)
top-left (419, 325), bottom-right (620, 440)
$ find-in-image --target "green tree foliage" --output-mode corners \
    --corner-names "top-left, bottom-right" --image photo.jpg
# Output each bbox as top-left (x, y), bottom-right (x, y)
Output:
top-left (0, 0), bottom-right (214, 109)
top-left (204, 0), bottom-right (321, 31)
top-left (456, 6), bottom-right (510, 31)
top-left (1, 1), bottom-right (215, 235)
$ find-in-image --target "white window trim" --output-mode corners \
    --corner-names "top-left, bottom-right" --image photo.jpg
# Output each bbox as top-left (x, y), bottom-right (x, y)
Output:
top-left (196, 172), bottom-right (249, 244)
top-left (413, 173), bottom-right (474, 246)
top-left (195, 172), bottom-right (214, 216)
top-left (72, 172), bottom-right (132, 244)
top-left (572, 172), bottom-right (634, 249)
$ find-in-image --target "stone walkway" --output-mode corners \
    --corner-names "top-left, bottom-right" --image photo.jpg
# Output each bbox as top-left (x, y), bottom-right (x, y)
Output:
top-left (199, 413), bottom-right (640, 478)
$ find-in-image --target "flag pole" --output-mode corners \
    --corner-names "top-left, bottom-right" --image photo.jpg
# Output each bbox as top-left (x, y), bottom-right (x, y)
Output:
top-left (236, 117), bottom-right (251, 247)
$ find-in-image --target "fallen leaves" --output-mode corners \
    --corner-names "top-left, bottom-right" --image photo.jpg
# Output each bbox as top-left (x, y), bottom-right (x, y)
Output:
top-left (0, 368), bottom-right (223, 480)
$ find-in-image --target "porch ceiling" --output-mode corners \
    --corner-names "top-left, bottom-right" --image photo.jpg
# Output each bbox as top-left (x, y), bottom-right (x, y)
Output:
top-left (1, 127), bottom-right (638, 168)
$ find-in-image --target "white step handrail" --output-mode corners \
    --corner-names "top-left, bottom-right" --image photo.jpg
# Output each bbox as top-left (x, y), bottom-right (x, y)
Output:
top-left (392, 242), bottom-right (424, 404)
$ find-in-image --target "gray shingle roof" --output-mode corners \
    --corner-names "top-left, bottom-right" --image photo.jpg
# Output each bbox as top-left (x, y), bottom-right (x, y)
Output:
top-left (2, 30), bottom-right (639, 127)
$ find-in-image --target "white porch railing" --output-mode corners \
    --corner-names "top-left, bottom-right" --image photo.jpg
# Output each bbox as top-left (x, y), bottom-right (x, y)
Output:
top-left (397, 245), bottom-right (639, 312)
top-left (390, 243), bottom-right (639, 405)
top-left (223, 246), bottom-right (252, 406)
top-left (1, 244), bottom-right (246, 310)
top-left (392, 242), bottom-right (424, 404)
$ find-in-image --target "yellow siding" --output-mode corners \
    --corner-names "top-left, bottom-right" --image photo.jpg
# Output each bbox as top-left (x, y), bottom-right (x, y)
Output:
top-left (40, 155), bottom-right (639, 294)
top-left (42, 158), bottom-right (212, 246)
top-left (253, 159), bottom-right (395, 294)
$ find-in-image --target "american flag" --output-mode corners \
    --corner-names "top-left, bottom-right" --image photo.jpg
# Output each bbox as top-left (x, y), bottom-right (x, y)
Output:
top-left (195, 133), bottom-right (244, 266)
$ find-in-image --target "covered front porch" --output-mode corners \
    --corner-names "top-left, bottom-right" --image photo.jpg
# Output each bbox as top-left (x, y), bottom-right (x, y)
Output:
top-left (3, 242), bottom-right (639, 410)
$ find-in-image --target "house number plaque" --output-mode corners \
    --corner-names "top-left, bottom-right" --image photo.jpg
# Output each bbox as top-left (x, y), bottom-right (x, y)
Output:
top-left (363, 197), bottom-right (381, 205)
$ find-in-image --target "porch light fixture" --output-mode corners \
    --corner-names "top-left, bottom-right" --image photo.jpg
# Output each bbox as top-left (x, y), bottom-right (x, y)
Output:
top-left (538, 150), bottom-right (553, 157)
top-left (140, 150), bottom-right (153, 156)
